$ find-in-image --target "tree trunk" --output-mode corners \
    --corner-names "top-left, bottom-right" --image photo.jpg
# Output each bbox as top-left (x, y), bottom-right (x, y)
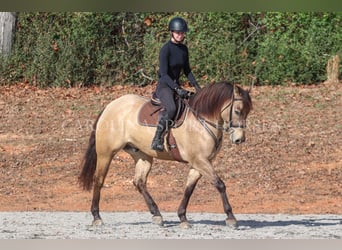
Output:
top-left (325, 55), bottom-right (340, 84)
top-left (0, 12), bottom-right (16, 56)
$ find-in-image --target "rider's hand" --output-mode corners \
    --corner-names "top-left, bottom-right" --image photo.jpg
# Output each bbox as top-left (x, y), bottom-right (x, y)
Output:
top-left (175, 87), bottom-right (190, 99)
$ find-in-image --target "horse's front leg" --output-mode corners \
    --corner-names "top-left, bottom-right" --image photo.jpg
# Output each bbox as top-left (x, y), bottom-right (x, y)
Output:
top-left (213, 176), bottom-right (237, 228)
top-left (177, 168), bottom-right (202, 228)
top-left (192, 158), bottom-right (237, 228)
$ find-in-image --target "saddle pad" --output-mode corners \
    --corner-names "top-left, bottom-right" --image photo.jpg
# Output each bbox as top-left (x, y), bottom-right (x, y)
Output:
top-left (137, 100), bottom-right (188, 128)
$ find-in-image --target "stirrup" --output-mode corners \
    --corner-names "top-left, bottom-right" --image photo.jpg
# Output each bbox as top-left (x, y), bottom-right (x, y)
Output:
top-left (151, 92), bottom-right (162, 106)
top-left (151, 140), bottom-right (164, 151)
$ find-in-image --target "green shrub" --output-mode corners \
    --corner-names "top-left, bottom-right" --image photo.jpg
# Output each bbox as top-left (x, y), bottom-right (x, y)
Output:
top-left (254, 12), bottom-right (342, 85)
top-left (0, 12), bottom-right (341, 87)
top-left (1, 12), bottom-right (148, 87)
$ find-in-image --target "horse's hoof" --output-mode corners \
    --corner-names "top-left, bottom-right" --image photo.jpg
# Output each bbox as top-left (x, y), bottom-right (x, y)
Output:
top-left (152, 215), bottom-right (164, 226)
top-left (225, 218), bottom-right (238, 229)
top-left (179, 221), bottom-right (192, 229)
top-left (92, 219), bottom-right (103, 226)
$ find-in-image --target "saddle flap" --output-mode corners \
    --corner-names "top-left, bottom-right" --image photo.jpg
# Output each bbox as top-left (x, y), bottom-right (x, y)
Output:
top-left (167, 130), bottom-right (187, 163)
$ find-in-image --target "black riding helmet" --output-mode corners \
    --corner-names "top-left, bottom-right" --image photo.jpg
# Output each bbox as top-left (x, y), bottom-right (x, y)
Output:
top-left (168, 17), bottom-right (189, 32)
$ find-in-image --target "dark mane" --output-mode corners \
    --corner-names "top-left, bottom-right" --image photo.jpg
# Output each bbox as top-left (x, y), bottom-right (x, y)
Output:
top-left (189, 81), bottom-right (252, 119)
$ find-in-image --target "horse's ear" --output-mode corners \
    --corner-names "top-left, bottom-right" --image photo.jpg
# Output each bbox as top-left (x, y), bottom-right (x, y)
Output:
top-left (233, 84), bottom-right (239, 95)
top-left (248, 78), bottom-right (255, 93)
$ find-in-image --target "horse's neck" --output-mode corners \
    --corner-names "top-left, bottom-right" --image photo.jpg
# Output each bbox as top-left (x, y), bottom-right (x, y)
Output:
top-left (188, 111), bottom-right (224, 149)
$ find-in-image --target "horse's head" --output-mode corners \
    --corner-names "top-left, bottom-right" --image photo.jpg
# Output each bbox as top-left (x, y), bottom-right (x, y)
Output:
top-left (190, 81), bottom-right (252, 145)
top-left (221, 84), bottom-right (252, 144)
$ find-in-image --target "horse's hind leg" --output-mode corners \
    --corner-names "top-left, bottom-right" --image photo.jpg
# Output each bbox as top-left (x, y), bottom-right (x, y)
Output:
top-left (128, 150), bottom-right (163, 226)
top-left (91, 153), bottom-right (113, 226)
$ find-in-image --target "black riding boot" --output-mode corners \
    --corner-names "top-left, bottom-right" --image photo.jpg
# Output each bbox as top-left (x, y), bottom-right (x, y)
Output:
top-left (151, 115), bottom-right (169, 151)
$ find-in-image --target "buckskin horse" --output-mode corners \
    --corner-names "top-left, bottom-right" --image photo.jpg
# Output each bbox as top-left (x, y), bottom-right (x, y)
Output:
top-left (79, 81), bottom-right (252, 228)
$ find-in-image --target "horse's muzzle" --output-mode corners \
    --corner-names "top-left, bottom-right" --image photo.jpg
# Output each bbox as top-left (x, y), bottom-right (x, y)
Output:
top-left (232, 136), bottom-right (245, 144)
top-left (230, 129), bottom-right (246, 144)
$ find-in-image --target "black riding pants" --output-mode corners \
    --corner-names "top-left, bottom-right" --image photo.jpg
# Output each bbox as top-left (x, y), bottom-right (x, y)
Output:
top-left (156, 82), bottom-right (177, 120)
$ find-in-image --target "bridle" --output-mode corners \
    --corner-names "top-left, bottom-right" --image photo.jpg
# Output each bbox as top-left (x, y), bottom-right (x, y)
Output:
top-left (222, 95), bottom-right (246, 131)
top-left (189, 91), bottom-right (246, 150)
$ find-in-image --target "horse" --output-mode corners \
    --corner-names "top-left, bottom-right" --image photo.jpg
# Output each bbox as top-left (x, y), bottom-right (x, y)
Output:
top-left (79, 81), bottom-right (252, 229)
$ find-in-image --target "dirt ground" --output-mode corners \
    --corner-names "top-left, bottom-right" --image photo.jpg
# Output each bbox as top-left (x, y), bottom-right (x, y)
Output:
top-left (0, 81), bottom-right (341, 214)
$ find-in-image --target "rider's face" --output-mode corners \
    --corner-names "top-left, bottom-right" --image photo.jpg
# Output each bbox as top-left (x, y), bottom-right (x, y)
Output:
top-left (172, 31), bottom-right (185, 43)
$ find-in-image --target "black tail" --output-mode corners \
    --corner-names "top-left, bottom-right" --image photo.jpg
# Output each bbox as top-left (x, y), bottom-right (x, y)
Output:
top-left (78, 110), bottom-right (103, 191)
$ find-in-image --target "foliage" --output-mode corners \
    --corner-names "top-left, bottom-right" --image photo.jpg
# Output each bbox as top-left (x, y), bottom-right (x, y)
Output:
top-left (0, 12), bottom-right (147, 87)
top-left (0, 12), bottom-right (341, 87)
top-left (254, 12), bottom-right (342, 84)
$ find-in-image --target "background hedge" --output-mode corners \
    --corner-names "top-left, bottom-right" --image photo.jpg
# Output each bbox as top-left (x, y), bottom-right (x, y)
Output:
top-left (0, 12), bottom-right (341, 87)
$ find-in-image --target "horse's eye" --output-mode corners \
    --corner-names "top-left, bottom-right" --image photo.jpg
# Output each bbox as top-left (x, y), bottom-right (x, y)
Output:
top-left (234, 110), bottom-right (241, 116)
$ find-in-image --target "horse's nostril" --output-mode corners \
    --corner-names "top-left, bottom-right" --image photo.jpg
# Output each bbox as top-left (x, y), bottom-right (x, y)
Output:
top-left (234, 138), bottom-right (245, 144)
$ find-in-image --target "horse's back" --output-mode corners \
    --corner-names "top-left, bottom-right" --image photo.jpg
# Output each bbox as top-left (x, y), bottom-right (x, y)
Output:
top-left (102, 94), bottom-right (147, 117)
top-left (95, 94), bottom-right (149, 152)
top-left (109, 94), bottom-right (147, 107)
top-left (98, 94), bottom-right (147, 129)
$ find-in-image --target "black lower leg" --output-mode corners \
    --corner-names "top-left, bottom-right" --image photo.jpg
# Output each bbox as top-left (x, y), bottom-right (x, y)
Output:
top-left (135, 179), bottom-right (161, 217)
top-left (214, 177), bottom-right (236, 220)
top-left (178, 180), bottom-right (199, 223)
top-left (91, 186), bottom-right (102, 222)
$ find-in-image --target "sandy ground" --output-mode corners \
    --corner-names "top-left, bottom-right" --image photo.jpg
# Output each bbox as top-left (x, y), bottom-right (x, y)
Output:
top-left (0, 81), bottom-right (341, 222)
top-left (0, 212), bottom-right (341, 239)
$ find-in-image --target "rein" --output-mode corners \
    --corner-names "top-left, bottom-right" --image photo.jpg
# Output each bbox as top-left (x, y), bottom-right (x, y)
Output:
top-left (186, 92), bottom-right (245, 150)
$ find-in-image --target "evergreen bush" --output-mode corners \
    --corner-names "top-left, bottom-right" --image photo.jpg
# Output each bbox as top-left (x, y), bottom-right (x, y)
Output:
top-left (0, 12), bottom-right (340, 87)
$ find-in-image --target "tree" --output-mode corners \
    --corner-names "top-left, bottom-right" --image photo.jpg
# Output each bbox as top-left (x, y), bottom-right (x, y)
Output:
top-left (0, 12), bottom-right (16, 56)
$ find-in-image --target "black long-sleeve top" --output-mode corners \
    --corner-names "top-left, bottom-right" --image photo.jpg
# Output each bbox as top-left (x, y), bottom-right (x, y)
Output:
top-left (158, 40), bottom-right (199, 90)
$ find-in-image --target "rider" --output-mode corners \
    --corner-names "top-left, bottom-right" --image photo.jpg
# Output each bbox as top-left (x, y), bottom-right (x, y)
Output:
top-left (151, 16), bottom-right (201, 152)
